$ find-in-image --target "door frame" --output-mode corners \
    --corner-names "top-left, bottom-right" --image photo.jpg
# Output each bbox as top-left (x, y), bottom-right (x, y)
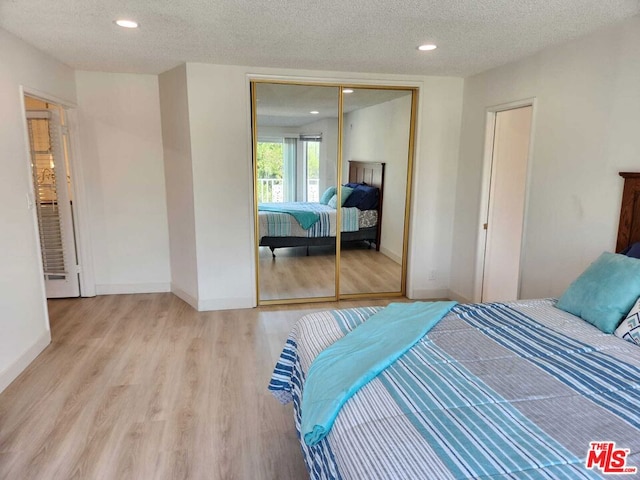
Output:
top-left (20, 85), bottom-right (96, 297)
top-left (248, 75), bottom-right (420, 305)
top-left (473, 98), bottom-right (537, 303)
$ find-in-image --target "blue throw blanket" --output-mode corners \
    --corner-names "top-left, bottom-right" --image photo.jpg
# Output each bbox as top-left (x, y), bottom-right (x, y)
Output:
top-left (258, 202), bottom-right (321, 229)
top-left (301, 301), bottom-right (457, 446)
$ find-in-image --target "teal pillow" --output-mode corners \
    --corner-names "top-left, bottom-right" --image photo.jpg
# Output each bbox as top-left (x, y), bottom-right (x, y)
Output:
top-left (339, 186), bottom-right (354, 206)
top-left (320, 186), bottom-right (336, 205)
top-left (556, 252), bottom-right (640, 333)
top-left (326, 187), bottom-right (355, 208)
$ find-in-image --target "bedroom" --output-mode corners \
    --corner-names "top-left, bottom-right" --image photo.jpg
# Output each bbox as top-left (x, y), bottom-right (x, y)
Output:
top-left (1, 1), bottom-right (640, 478)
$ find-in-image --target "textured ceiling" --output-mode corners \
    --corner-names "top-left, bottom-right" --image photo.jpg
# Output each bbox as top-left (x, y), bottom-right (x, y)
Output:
top-left (1, 1), bottom-right (638, 76)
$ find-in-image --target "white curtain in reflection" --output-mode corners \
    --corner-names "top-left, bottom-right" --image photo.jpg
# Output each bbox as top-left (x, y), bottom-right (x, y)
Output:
top-left (283, 137), bottom-right (297, 202)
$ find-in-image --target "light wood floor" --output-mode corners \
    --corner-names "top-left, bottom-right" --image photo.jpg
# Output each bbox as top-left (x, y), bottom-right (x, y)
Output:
top-left (0, 293), bottom-right (398, 480)
top-left (259, 243), bottom-right (402, 301)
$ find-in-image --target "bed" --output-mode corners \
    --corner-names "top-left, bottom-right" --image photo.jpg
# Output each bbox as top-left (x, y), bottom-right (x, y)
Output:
top-left (259, 161), bottom-right (385, 257)
top-left (270, 299), bottom-right (640, 479)
top-left (268, 173), bottom-right (640, 479)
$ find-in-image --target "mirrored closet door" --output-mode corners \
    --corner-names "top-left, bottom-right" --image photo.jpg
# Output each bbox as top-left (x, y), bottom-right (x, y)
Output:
top-left (252, 81), bottom-right (416, 304)
top-left (339, 87), bottom-right (414, 296)
top-left (253, 83), bottom-right (339, 302)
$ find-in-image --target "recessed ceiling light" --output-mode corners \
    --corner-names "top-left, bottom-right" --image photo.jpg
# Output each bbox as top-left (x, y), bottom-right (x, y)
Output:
top-left (115, 19), bottom-right (139, 28)
top-left (417, 44), bottom-right (437, 51)
top-left (310, 110), bottom-right (319, 115)
top-left (343, 89), bottom-right (354, 94)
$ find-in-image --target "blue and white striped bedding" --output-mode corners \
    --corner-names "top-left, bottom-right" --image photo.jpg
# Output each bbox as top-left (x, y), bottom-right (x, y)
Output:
top-left (259, 203), bottom-right (360, 239)
top-left (269, 299), bottom-right (640, 479)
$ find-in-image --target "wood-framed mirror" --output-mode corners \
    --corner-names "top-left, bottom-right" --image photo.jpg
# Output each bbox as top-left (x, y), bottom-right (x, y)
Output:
top-left (251, 80), bottom-right (416, 304)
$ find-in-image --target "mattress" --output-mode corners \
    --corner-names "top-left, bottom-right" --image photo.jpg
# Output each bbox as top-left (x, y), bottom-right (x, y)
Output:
top-left (258, 203), bottom-right (376, 239)
top-left (269, 299), bottom-right (640, 479)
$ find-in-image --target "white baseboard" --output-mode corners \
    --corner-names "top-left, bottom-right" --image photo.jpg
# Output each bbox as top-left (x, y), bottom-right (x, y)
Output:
top-left (171, 285), bottom-right (253, 312)
top-left (198, 297), bottom-right (254, 312)
top-left (407, 288), bottom-right (473, 303)
top-left (446, 289), bottom-right (472, 303)
top-left (407, 287), bottom-right (450, 300)
top-left (171, 285), bottom-right (199, 310)
top-left (0, 330), bottom-right (51, 394)
top-left (95, 282), bottom-right (171, 295)
top-left (380, 247), bottom-right (402, 265)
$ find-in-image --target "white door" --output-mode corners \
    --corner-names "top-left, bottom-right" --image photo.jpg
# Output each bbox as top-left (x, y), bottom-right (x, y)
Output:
top-left (481, 105), bottom-right (533, 302)
top-left (26, 108), bottom-right (80, 298)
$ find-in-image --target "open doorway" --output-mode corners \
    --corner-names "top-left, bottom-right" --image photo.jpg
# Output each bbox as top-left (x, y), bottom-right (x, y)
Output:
top-left (24, 95), bottom-right (80, 298)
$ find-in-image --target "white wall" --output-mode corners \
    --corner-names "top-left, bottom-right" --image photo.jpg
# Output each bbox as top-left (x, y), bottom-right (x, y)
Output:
top-left (179, 63), bottom-right (463, 308)
top-left (185, 64), bottom-right (257, 310)
top-left (158, 65), bottom-right (199, 306)
top-left (75, 71), bottom-right (171, 294)
top-left (0, 28), bottom-right (76, 392)
top-left (343, 95), bottom-right (412, 263)
top-left (407, 77), bottom-right (464, 299)
top-left (450, 15), bottom-right (640, 301)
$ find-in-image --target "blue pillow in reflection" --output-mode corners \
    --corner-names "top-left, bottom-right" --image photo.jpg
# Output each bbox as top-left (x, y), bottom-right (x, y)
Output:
top-left (343, 184), bottom-right (379, 210)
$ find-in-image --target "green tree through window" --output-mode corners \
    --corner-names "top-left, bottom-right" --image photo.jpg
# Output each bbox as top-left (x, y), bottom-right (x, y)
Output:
top-left (257, 141), bottom-right (284, 202)
top-left (257, 141), bottom-right (283, 179)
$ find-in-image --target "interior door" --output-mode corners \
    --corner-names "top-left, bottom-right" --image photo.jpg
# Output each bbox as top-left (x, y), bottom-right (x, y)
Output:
top-left (481, 105), bottom-right (533, 302)
top-left (26, 107), bottom-right (80, 298)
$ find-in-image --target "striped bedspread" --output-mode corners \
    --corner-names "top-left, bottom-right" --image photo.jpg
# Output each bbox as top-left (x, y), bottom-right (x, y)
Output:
top-left (269, 299), bottom-right (640, 479)
top-left (259, 203), bottom-right (360, 239)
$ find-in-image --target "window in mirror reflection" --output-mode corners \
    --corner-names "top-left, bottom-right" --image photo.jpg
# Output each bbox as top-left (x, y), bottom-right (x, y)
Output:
top-left (303, 137), bottom-right (320, 202)
top-left (257, 137), bottom-right (298, 203)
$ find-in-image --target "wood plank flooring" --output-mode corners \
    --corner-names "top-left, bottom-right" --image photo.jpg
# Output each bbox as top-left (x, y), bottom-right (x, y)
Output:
top-left (259, 244), bottom-right (402, 301)
top-left (0, 293), bottom-right (398, 480)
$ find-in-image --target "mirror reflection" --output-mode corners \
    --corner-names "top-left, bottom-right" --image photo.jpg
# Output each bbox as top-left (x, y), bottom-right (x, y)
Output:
top-left (253, 82), bottom-right (414, 303)
top-left (340, 88), bottom-right (413, 295)
top-left (255, 83), bottom-right (339, 301)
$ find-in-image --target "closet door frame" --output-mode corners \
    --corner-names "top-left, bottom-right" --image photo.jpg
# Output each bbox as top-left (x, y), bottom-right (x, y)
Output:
top-left (338, 84), bottom-right (418, 300)
top-left (251, 80), bottom-right (341, 305)
top-left (249, 76), bottom-right (419, 306)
